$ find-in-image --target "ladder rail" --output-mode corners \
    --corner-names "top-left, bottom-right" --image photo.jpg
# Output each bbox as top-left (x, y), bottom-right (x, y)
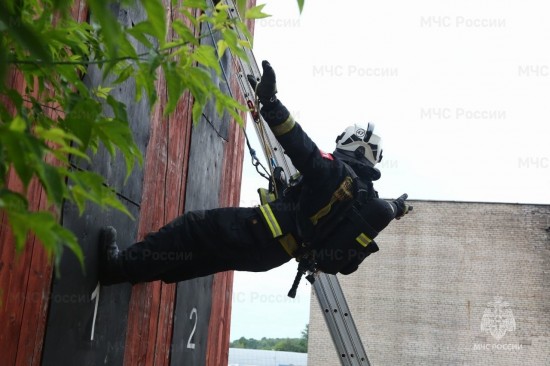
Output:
top-left (313, 273), bottom-right (371, 366)
top-left (225, 4), bottom-right (297, 177)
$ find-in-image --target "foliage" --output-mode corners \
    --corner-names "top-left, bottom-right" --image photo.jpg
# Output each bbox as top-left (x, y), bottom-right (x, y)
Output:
top-left (0, 0), bottom-right (275, 272)
top-left (230, 324), bottom-right (308, 353)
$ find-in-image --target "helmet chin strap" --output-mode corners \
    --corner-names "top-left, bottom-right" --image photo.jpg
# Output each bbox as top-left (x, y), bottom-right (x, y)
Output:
top-left (333, 149), bottom-right (381, 181)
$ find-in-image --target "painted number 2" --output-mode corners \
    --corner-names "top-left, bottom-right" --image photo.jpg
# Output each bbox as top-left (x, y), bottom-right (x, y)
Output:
top-left (187, 307), bottom-right (198, 349)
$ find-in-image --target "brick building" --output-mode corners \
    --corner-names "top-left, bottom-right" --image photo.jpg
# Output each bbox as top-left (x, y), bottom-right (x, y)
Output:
top-left (308, 200), bottom-right (550, 366)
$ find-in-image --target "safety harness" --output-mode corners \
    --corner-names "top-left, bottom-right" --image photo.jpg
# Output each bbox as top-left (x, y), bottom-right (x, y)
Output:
top-left (263, 164), bottom-right (378, 246)
top-left (241, 55), bottom-right (380, 296)
top-left (249, 144), bottom-right (381, 293)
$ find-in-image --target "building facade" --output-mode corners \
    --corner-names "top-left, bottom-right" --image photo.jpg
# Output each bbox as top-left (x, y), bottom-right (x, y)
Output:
top-left (308, 200), bottom-right (550, 366)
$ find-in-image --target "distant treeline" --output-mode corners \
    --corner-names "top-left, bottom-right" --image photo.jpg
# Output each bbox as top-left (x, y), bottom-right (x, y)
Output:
top-left (230, 325), bottom-right (308, 353)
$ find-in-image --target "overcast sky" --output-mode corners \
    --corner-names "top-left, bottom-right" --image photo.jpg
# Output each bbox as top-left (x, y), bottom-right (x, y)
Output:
top-left (230, 0), bottom-right (550, 341)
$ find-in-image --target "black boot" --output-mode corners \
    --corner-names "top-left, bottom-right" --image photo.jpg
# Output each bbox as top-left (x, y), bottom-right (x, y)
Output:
top-left (98, 226), bottom-right (129, 286)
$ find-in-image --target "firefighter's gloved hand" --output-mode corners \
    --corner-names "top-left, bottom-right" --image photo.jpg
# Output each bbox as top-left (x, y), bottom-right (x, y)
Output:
top-left (393, 193), bottom-right (412, 220)
top-left (247, 60), bottom-right (278, 105)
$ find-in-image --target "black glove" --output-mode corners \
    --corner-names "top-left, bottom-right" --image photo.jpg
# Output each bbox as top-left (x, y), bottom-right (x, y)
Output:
top-left (247, 60), bottom-right (278, 105)
top-left (393, 193), bottom-right (412, 220)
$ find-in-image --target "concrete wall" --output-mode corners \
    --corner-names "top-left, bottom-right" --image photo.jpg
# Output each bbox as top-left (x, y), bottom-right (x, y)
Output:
top-left (308, 200), bottom-right (550, 366)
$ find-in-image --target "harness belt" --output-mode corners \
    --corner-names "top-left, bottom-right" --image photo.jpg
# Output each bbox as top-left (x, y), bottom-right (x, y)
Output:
top-left (258, 203), bottom-right (299, 257)
top-left (346, 205), bottom-right (379, 242)
top-left (258, 202), bottom-right (377, 258)
top-left (259, 204), bottom-right (282, 237)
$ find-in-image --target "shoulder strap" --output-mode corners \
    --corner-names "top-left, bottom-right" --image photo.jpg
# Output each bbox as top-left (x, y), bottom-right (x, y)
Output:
top-left (341, 161), bottom-right (358, 179)
top-left (341, 162), bottom-right (373, 202)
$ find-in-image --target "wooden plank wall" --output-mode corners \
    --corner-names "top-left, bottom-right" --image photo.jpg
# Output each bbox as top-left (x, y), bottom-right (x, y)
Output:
top-left (40, 2), bottom-right (152, 365)
top-left (204, 13), bottom-right (255, 365)
top-left (0, 3), bottom-right (88, 366)
top-left (168, 21), bottom-right (231, 366)
top-left (0, 0), bottom-right (255, 365)
top-left (122, 1), bottom-right (195, 363)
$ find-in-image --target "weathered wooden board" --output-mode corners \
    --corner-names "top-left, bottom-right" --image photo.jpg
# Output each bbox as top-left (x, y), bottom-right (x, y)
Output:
top-left (121, 3), bottom-right (196, 365)
top-left (168, 116), bottom-right (223, 366)
top-left (206, 59), bottom-right (248, 366)
top-left (41, 201), bottom-right (138, 366)
top-left (72, 2), bottom-right (152, 204)
top-left (0, 4), bottom-right (88, 365)
top-left (168, 20), bottom-right (232, 366)
top-left (41, 3), bottom-right (151, 365)
top-left (170, 277), bottom-right (214, 365)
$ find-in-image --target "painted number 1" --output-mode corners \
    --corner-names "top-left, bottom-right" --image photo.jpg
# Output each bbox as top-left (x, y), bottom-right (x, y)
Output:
top-left (187, 307), bottom-right (198, 349)
top-left (90, 282), bottom-right (100, 341)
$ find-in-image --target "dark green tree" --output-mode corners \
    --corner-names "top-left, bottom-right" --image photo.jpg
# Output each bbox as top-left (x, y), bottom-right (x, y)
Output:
top-left (230, 324), bottom-right (309, 353)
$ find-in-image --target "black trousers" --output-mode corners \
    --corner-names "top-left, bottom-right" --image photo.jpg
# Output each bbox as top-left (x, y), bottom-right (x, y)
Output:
top-left (119, 207), bottom-right (292, 283)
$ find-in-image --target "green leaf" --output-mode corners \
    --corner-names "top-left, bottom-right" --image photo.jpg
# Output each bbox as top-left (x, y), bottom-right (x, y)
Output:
top-left (35, 163), bottom-right (66, 206)
top-left (0, 190), bottom-right (28, 252)
top-left (163, 62), bottom-right (185, 115)
top-left (54, 225), bottom-right (84, 272)
top-left (245, 4), bottom-right (271, 20)
top-left (0, 34), bottom-right (7, 87)
top-left (87, 0), bottom-right (124, 59)
top-left (68, 170), bottom-right (134, 219)
top-left (216, 39), bottom-right (228, 59)
top-left (102, 34), bottom-right (138, 80)
top-left (9, 115), bottom-right (27, 132)
top-left (93, 85), bottom-right (113, 99)
top-left (221, 28), bottom-right (247, 60)
top-left (297, 0), bottom-right (305, 13)
top-left (34, 126), bottom-right (90, 163)
top-left (106, 95), bottom-right (129, 123)
top-left (1, 129), bottom-right (35, 187)
top-left (34, 127), bottom-right (82, 146)
top-left (141, 0), bottom-right (166, 45)
top-left (236, 21), bottom-right (254, 48)
top-left (179, 8), bottom-right (199, 28)
top-left (51, 146), bottom-right (90, 164)
top-left (183, 0), bottom-right (207, 10)
top-left (172, 20), bottom-right (198, 45)
top-left (27, 211), bottom-right (84, 272)
top-left (236, 0), bottom-right (247, 20)
top-left (191, 45), bottom-right (221, 75)
top-left (192, 100), bottom-right (204, 125)
top-left (4, 211), bottom-right (30, 252)
top-left (62, 98), bottom-right (101, 150)
top-left (127, 21), bottom-right (155, 49)
top-left (0, 3), bottom-right (52, 63)
top-left (0, 189), bottom-right (28, 211)
top-left (3, 89), bottom-right (24, 114)
top-left (212, 88), bottom-right (246, 126)
top-left (113, 63), bottom-right (134, 85)
top-left (181, 66), bottom-right (211, 105)
top-left (135, 60), bottom-right (158, 105)
top-left (95, 118), bottom-right (143, 180)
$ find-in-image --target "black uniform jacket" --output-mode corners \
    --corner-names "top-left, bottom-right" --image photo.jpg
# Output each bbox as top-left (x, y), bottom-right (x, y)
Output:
top-left (258, 100), bottom-right (398, 275)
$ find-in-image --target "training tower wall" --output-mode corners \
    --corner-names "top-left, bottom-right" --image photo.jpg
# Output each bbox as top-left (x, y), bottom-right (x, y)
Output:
top-left (0, 1), bottom-right (255, 365)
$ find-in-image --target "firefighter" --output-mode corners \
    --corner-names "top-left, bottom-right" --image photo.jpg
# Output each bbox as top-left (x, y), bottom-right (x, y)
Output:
top-left (98, 61), bottom-right (410, 286)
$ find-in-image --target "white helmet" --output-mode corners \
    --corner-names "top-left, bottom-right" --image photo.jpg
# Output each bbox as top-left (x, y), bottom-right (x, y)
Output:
top-left (335, 123), bottom-right (383, 166)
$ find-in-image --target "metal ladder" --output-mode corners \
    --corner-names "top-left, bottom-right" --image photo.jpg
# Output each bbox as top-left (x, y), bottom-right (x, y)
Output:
top-left (206, 1), bottom-right (372, 364)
